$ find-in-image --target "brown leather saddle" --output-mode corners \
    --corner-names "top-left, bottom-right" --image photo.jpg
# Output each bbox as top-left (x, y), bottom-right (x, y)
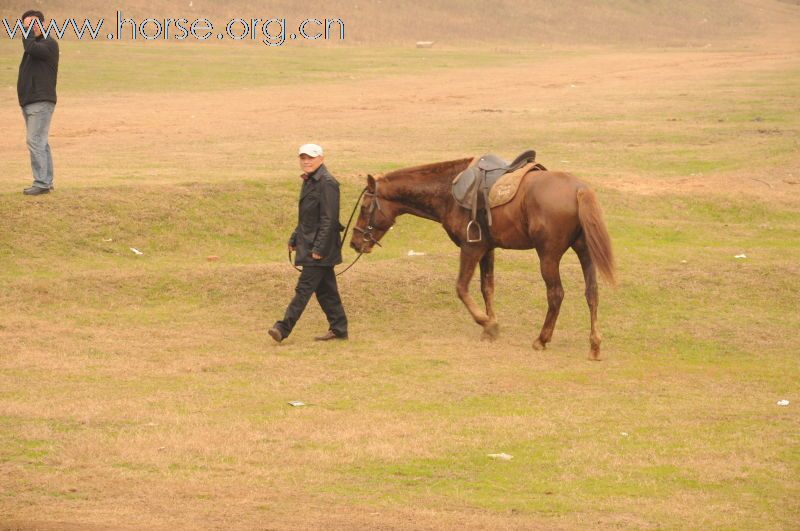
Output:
top-left (452, 150), bottom-right (544, 242)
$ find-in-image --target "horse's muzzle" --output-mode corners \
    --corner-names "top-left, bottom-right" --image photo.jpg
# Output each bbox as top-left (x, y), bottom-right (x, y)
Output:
top-left (351, 241), bottom-right (370, 253)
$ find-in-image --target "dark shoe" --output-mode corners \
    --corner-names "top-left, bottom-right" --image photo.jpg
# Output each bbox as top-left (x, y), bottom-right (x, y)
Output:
top-left (314, 330), bottom-right (348, 341)
top-left (23, 186), bottom-right (50, 196)
top-left (268, 326), bottom-right (284, 344)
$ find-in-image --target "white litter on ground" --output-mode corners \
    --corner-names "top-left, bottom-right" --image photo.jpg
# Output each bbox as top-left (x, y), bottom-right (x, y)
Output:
top-left (407, 250), bottom-right (426, 256)
top-left (734, 254), bottom-right (747, 259)
top-left (487, 453), bottom-right (513, 461)
top-left (777, 399), bottom-right (790, 406)
top-left (288, 401), bottom-right (306, 407)
top-left (130, 247), bottom-right (144, 255)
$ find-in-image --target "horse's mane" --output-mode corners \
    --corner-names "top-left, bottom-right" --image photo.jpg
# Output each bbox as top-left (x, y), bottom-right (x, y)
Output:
top-left (381, 157), bottom-right (472, 182)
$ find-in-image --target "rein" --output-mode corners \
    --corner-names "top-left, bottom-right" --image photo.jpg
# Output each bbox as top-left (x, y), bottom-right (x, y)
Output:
top-left (288, 185), bottom-right (374, 277)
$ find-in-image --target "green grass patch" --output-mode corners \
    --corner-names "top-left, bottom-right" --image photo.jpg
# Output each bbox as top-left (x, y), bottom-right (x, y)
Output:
top-left (0, 42), bottom-right (559, 95)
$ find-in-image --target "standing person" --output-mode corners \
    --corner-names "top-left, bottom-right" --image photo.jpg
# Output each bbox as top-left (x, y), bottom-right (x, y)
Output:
top-left (18, 9), bottom-right (59, 196)
top-left (269, 144), bottom-right (349, 343)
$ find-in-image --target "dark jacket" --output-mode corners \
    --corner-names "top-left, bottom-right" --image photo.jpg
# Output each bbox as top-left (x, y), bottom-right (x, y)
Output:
top-left (17, 33), bottom-right (59, 107)
top-left (289, 164), bottom-right (343, 267)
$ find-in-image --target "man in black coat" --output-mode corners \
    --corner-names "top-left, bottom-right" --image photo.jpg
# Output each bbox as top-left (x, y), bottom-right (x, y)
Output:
top-left (17, 9), bottom-right (59, 196)
top-left (269, 144), bottom-right (349, 343)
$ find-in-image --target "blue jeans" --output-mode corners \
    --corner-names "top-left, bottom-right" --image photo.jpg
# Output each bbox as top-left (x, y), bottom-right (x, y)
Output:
top-left (21, 101), bottom-right (56, 189)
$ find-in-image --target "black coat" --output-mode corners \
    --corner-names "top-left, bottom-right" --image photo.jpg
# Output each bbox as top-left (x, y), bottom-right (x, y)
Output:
top-left (17, 34), bottom-right (59, 107)
top-left (289, 165), bottom-right (343, 267)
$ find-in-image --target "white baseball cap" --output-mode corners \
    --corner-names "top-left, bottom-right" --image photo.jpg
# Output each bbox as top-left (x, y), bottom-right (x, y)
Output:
top-left (298, 143), bottom-right (323, 157)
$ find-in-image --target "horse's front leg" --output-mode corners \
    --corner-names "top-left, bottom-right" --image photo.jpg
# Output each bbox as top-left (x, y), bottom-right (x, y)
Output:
top-left (456, 245), bottom-right (493, 337)
top-left (479, 249), bottom-right (499, 341)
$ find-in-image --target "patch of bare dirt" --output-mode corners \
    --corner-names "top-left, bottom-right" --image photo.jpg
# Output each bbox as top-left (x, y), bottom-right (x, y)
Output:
top-left (3, 31), bottom-right (799, 202)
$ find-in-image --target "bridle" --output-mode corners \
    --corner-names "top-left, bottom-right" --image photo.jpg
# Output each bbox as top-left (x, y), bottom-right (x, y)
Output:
top-left (352, 181), bottom-right (385, 251)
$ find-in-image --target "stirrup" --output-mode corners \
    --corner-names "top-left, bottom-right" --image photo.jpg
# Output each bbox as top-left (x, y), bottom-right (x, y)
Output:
top-left (466, 219), bottom-right (482, 243)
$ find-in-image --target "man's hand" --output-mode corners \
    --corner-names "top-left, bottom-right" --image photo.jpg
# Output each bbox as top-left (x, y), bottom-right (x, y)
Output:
top-left (288, 244), bottom-right (296, 252)
top-left (312, 252), bottom-right (322, 260)
top-left (23, 16), bottom-right (42, 37)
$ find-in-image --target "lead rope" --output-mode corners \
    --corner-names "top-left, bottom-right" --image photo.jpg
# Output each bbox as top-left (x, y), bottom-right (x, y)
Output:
top-left (288, 187), bottom-right (368, 276)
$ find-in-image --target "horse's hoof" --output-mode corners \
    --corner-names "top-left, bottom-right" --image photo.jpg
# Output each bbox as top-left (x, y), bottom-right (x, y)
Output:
top-left (532, 338), bottom-right (546, 351)
top-left (481, 322), bottom-right (500, 341)
top-left (588, 348), bottom-right (602, 361)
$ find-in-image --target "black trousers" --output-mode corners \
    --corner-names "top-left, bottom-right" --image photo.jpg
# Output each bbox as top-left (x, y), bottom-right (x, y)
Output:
top-left (275, 266), bottom-right (348, 337)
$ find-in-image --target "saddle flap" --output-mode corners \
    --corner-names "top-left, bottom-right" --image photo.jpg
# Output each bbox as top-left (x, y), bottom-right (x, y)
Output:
top-left (452, 166), bottom-right (478, 206)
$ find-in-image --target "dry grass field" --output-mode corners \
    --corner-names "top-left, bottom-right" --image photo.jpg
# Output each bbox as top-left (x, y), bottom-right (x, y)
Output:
top-left (1, 1), bottom-right (799, 529)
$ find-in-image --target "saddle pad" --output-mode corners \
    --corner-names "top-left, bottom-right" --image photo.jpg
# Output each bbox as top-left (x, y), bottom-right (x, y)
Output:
top-left (487, 162), bottom-right (538, 208)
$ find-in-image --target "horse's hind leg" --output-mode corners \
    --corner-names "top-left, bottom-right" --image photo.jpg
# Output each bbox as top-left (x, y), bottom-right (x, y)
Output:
top-left (479, 249), bottom-right (499, 341)
top-left (533, 249), bottom-right (565, 351)
top-left (456, 245), bottom-right (493, 337)
top-left (573, 235), bottom-right (602, 360)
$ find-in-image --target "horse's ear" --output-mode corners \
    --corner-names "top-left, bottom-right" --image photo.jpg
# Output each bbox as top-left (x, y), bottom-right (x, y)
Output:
top-left (367, 174), bottom-right (376, 191)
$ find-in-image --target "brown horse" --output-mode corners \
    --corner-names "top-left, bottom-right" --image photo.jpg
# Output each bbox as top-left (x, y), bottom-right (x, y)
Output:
top-left (349, 158), bottom-right (616, 360)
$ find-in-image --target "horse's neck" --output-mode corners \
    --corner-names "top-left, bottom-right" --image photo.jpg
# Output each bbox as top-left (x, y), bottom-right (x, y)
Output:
top-left (382, 174), bottom-right (453, 222)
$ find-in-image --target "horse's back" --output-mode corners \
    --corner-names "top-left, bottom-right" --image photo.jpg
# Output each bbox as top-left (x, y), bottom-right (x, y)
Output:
top-left (531, 169), bottom-right (585, 207)
top-left (527, 171), bottom-right (585, 242)
top-left (488, 171), bottom-right (584, 250)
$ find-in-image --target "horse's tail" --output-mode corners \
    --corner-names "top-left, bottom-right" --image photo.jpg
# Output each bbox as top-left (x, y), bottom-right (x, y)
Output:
top-left (577, 187), bottom-right (617, 286)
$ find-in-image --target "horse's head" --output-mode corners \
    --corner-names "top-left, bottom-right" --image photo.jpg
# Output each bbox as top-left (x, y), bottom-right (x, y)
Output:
top-left (350, 174), bottom-right (397, 254)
